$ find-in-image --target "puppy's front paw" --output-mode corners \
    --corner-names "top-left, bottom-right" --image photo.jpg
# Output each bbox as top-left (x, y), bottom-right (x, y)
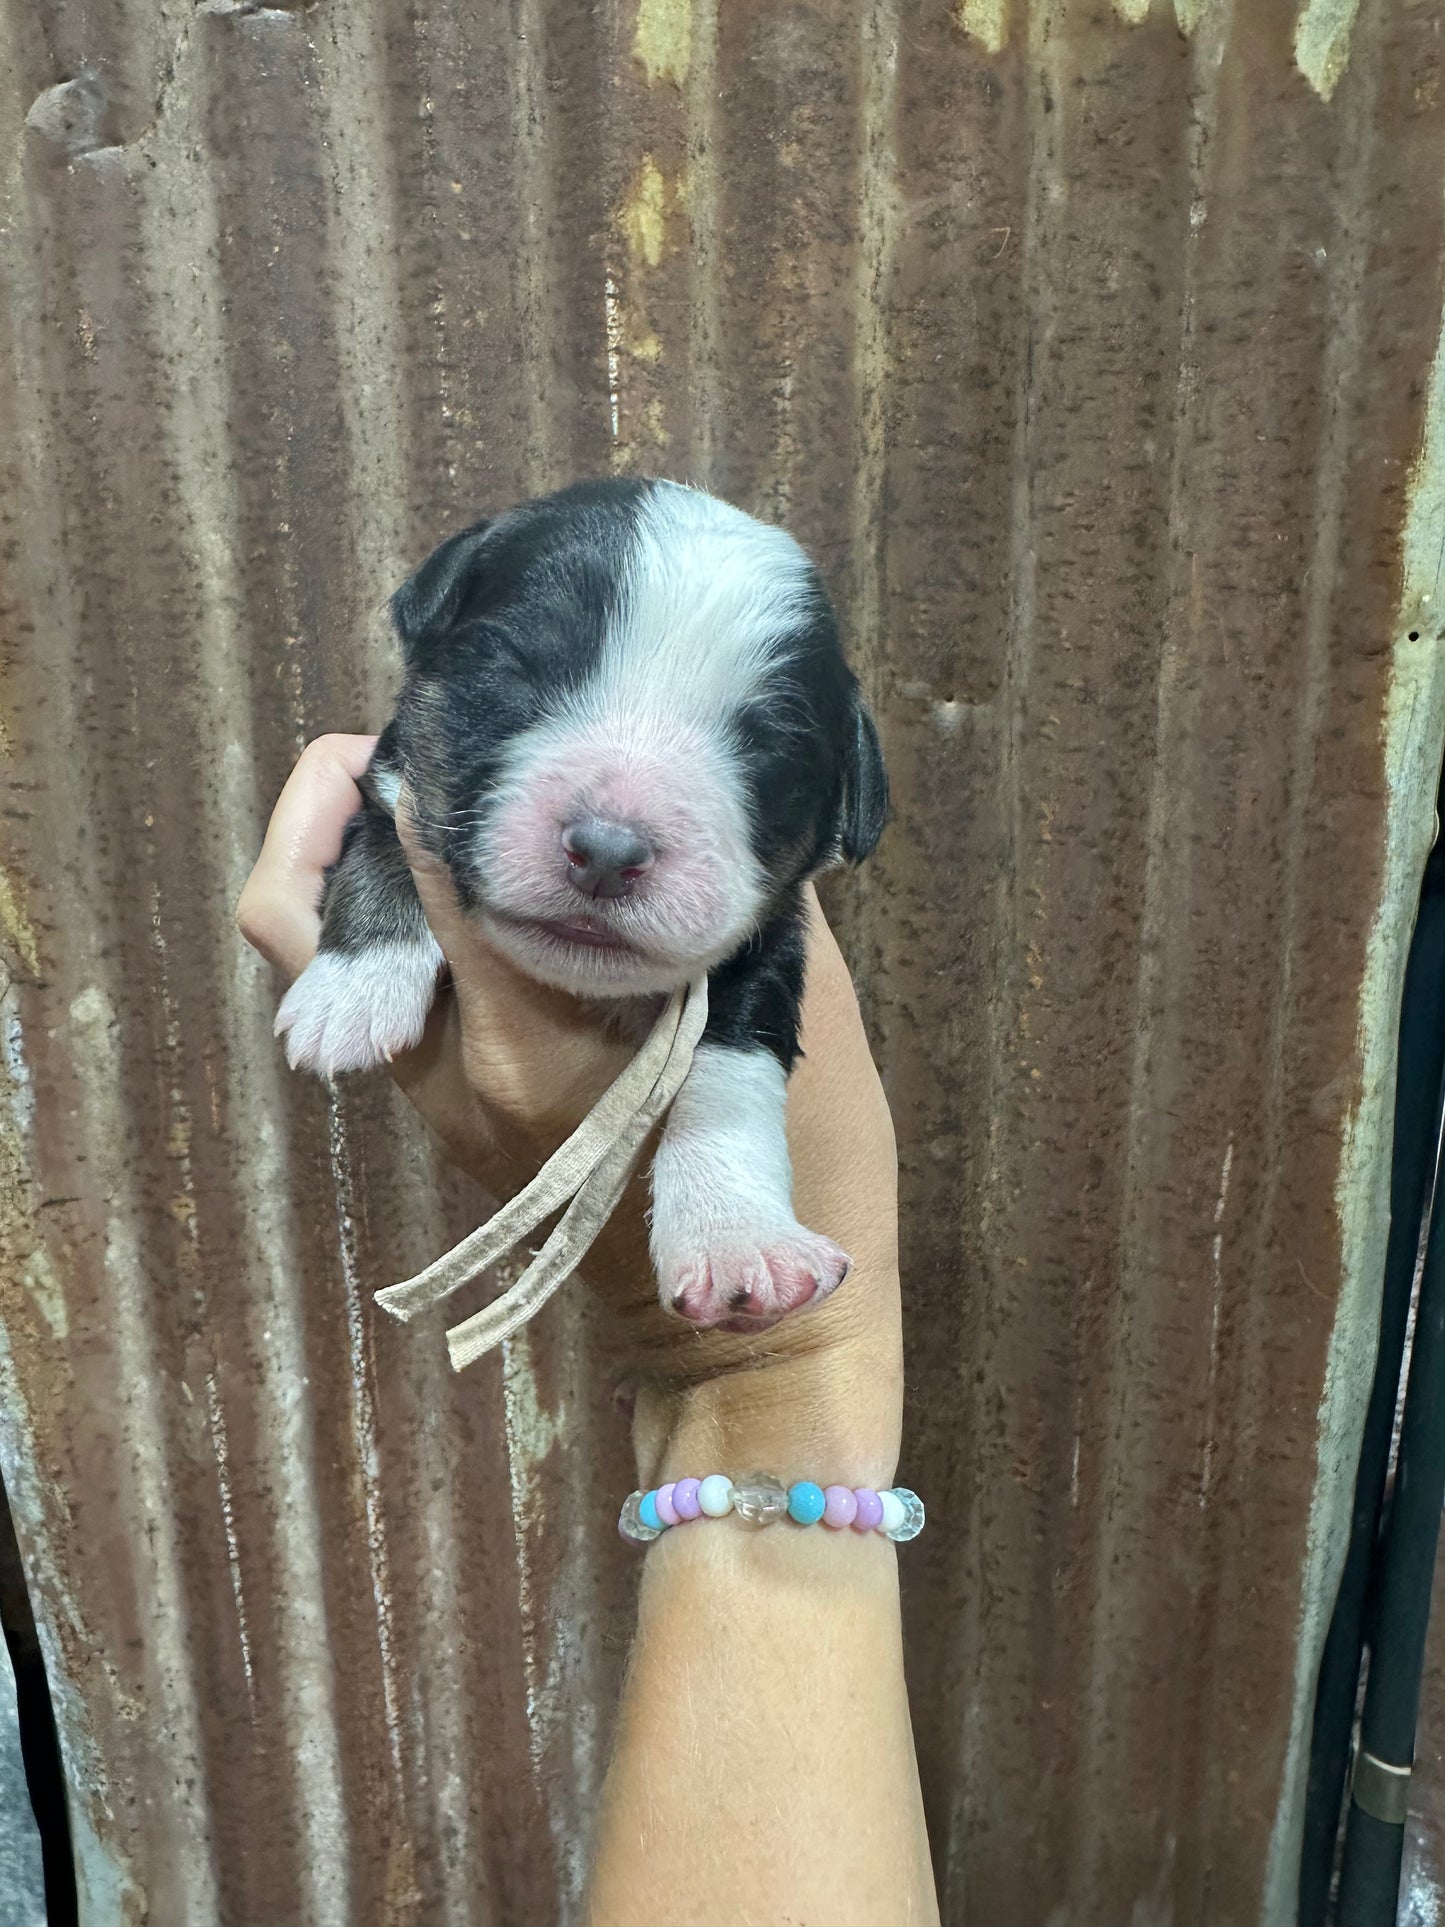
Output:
top-left (659, 1225), bottom-right (850, 1331)
top-left (275, 937), bottom-right (443, 1076)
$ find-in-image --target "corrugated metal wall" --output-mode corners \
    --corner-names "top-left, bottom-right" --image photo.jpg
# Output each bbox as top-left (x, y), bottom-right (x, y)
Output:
top-left (2, 1), bottom-right (1444, 1921)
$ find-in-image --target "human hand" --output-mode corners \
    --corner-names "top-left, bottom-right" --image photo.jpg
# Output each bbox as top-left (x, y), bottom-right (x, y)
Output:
top-left (237, 736), bottom-right (903, 1486)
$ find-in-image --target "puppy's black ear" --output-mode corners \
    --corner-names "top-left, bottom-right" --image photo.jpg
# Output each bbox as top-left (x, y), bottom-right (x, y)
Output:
top-left (390, 520), bottom-right (492, 669)
top-left (839, 695), bottom-right (889, 863)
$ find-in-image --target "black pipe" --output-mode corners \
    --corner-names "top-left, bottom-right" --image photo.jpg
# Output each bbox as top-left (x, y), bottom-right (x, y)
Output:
top-left (1335, 1029), bottom-right (1445, 1921)
top-left (1298, 822), bottom-right (1445, 1923)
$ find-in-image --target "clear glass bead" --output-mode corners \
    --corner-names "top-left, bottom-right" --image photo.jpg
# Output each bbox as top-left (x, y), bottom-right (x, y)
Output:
top-left (730, 1472), bottom-right (790, 1526)
top-left (619, 1490), bottom-right (664, 1544)
top-left (883, 1487), bottom-right (925, 1542)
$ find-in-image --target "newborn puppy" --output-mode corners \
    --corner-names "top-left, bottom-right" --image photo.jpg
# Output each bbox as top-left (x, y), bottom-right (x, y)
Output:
top-left (277, 478), bottom-right (887, 1329)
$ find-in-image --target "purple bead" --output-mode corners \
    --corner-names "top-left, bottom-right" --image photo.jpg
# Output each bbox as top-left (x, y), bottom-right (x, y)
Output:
top-left (672, 1477), bottom-right (702, 1521)
top-left (823, 1484), bottom-right (858, 1528)
top-left (655, 1482), bottom-right (679, 1527)
top-left (852, 1487), bottom-right (884, 1532)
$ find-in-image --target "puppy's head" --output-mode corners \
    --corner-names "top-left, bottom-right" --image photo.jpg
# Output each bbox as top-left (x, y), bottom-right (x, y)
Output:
top-left (390, 478), bottom-right (886, 996)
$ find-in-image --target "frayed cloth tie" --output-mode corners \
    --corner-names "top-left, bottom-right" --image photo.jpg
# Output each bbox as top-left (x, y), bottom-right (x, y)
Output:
top-left (374, 976), bottom-right (709, 1371)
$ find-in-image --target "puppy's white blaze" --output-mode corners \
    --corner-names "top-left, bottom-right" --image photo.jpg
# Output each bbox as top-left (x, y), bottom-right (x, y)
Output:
top-left (275, 936), bottom-right (443, 1076)
top-left (606, 482), bottom-right (818, 720)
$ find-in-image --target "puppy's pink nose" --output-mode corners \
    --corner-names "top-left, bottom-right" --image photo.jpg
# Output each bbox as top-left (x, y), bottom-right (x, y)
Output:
top-left (561, 819), bottom-right (655, 898)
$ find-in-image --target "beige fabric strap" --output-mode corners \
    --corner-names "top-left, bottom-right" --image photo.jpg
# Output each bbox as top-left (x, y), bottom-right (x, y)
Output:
top-left (374, 975), bottom-right (709, 1371)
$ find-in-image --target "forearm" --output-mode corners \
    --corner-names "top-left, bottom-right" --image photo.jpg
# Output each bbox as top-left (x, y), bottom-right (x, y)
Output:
top-left (588, 1280), bottom-right (939, 1927)
top-left (240, 751), bottom-right (932, 1920)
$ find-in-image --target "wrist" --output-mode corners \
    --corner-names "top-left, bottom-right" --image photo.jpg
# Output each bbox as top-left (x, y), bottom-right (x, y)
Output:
top-left (635, 1268), bottom-right (906, 1491)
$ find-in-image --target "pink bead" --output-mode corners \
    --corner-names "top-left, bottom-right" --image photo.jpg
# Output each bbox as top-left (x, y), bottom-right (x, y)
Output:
top-left (823, 1485), bottom-right (858, 1528)
top-left (655, 1482), bottom-right (679, 1527)
top-left (852, 1487), bottom-right (884, 1532)
top-left (672, 1477), bottom-right (702, 1521)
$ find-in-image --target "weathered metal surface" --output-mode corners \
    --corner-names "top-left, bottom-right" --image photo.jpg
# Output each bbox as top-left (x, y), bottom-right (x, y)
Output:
top-left (1, 2), bottom-right (1443, 1923)
top-left (0, 1636), bottom-right (45, 1927)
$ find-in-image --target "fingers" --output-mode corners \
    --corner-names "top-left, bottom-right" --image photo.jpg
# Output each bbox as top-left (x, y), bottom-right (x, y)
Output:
top-left (235, 734), bottom-right (377, 980)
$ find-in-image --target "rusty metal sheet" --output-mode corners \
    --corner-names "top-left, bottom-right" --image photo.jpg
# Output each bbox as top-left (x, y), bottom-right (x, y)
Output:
top-left (0, 1637), bottom-right (45, 1927)
top-left (2, 1), bottom-right (1444, 1922)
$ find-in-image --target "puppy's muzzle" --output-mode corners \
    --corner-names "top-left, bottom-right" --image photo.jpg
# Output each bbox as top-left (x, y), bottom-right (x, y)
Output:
top-left (562, 818), bottom-right (656, 899)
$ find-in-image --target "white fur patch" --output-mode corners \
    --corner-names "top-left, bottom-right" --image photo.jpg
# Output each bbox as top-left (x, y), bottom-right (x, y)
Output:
top-left (275, 936), bottom-right (444, 1076)
top-left (609, 482), bottom-right (818, 725)
top-left (370, 767), bottom-right (402, 812)
top-left (650, 1044), bottom-right (849, 1327)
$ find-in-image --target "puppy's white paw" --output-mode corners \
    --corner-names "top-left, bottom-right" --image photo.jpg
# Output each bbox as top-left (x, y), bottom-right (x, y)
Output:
top-left (275, 936), bottom-right (443, 1076)
top-left (659, 1223), bottom-right (850, 1331)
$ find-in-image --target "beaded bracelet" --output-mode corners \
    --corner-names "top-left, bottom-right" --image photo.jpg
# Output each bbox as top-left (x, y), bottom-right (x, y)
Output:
top-left (619, 1473), bottom-right (925, 1545)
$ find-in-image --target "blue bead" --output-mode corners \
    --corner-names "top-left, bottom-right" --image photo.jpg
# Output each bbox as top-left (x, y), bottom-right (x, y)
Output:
top-left (639, 1490), bottom-right (663, 1532)
top-left (787, 1480), bottom-right (827, 1525)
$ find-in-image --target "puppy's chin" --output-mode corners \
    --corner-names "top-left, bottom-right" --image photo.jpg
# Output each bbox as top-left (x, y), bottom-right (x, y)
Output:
top-left (478, 908), bottom-right (725, 999)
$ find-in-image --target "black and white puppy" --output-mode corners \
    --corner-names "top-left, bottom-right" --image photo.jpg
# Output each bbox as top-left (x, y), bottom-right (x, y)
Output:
top-left (277, 478), bottom-right (887, 1329)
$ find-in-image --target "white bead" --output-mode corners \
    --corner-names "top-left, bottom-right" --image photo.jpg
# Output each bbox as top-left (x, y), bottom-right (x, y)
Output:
top-left (878, 1490), bottom-right (906, 1537)
top-left (885, 1488), bottom-right (925, 1542)
top-left (698, 1474), bottom-right (734, 1518)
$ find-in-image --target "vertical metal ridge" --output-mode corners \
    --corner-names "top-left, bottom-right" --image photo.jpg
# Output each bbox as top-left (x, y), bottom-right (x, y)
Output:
top-left (129, 19), bottom-right (356, 1920)
top-left (835, 0), bottom-right (900, 1025)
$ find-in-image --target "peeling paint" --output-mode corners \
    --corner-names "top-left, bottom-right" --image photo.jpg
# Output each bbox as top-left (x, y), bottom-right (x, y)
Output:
top-left (1, 996), bottom-right (34, 1146)
top-left (632, 0), bottom-right (691, 87)
top-left (0, 870), bottom-right (39, 980)
top-left (603, 271), bottom-right (624, 446)
top-left (1174, 0), bottom-right (1212, 32)
top-left (1295, 0), bottom-right (1362, 104)
top-left (20, 1247), bottom-right (67, 1343)
top-left (202, 1372), bottom-right (255, 1714)
top-left (952, 0), bottom-right (1007, 54)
